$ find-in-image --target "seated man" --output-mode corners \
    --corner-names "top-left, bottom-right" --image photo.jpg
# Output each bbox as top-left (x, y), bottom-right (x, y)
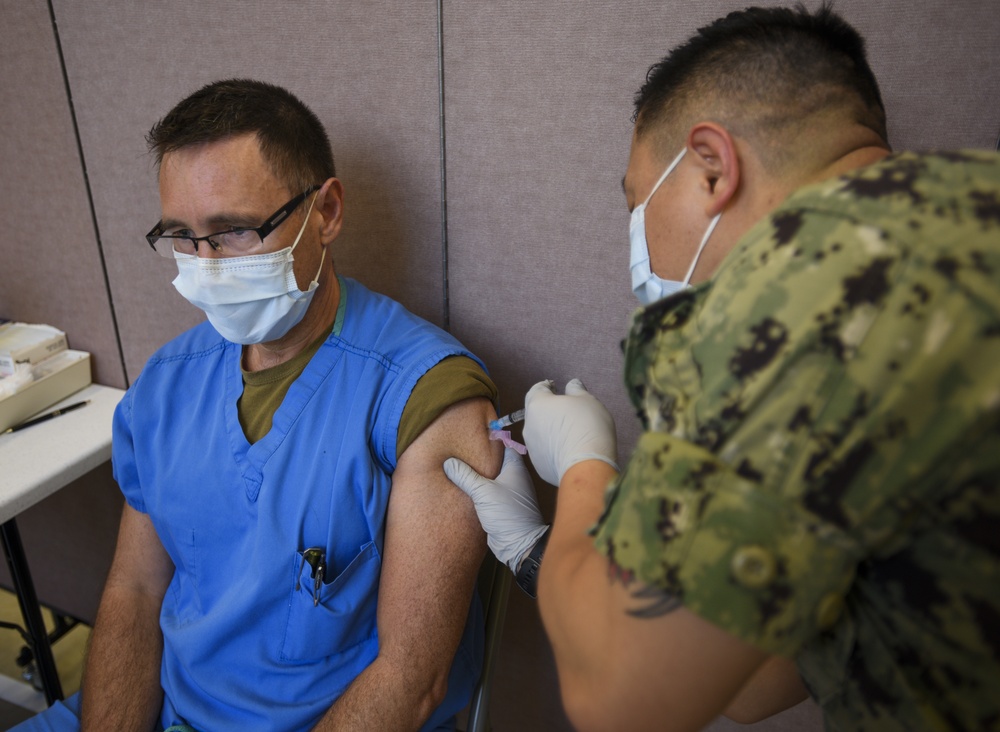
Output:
top-left (17, 79), bottom-right (501, 732)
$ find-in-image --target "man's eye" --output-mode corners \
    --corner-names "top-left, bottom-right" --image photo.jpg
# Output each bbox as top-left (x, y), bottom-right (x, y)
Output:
top-left (217, 228), bottom-right (260, 251)
top-left (165, 228), bottom-right (194, 238)
top-left (219, 228), bottom-right (257, 244)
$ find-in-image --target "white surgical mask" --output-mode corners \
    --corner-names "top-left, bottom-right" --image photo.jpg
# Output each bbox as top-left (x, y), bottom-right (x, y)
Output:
top-left (629, 147), bottom-right (722, 306)
top-left (172, 192), bottom-right (324, 344)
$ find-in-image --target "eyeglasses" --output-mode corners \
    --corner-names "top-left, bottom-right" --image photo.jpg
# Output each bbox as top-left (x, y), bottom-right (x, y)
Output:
top-left (146, 185), bottom-right (321, 258)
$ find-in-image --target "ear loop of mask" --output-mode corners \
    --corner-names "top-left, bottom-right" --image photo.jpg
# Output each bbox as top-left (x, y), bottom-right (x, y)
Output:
top-left (641, 146), bottom-right (722, 288)
top-left (681, 211), bottom-right (721, 286)
top-left (641, 148), bottom-right (687, 208)
top-left (293, 190), bottom-right (325, 289)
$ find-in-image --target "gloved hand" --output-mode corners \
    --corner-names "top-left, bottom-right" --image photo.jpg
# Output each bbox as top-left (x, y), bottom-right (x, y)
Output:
top-left (444, 447), bottom-right (550, 573)
top-left (523, 378), bottom-right (619, 486)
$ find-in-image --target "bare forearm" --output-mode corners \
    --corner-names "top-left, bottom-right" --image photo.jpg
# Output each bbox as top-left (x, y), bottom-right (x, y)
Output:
top-left (537, 461), bottom-right (621, 720)
top-left (80, 586), bottom-right (164, 732)
top-left (312, 655), bottom-right (444, 732)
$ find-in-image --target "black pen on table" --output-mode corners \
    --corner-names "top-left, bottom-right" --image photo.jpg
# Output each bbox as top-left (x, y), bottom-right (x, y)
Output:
top-left (2, 400), bottom-right (91, 434)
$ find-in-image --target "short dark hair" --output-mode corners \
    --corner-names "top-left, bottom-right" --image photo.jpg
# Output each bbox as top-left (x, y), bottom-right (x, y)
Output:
top-left (146, 79), bottom-right (335, 193)
top-left (634, 4), bottom-right (887, 165)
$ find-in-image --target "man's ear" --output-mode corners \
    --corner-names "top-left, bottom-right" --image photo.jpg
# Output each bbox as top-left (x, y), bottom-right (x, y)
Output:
top-left (316, 177), bottom-right (345, 245)
top-left (687, 123), bottom-right (740, 217)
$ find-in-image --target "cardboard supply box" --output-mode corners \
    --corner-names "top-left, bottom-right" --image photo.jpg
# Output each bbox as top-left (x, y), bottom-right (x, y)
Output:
top-left (0, 350), bottom-right (92, 432)
top-left (0, 322), bottom-right (68, 376)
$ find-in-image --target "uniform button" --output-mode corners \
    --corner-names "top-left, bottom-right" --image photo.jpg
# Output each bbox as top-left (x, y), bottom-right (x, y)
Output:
top-left (730, 545), bottom-right (776, 589)
top-left (816, 593), bottom-right (845, 630)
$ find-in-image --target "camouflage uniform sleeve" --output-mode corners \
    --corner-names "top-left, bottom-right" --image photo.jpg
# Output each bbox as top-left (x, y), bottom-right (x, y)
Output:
top-left (596, 430), bottom-right (861, 657)
top-left (593, 151), bottom-right (1000, 658)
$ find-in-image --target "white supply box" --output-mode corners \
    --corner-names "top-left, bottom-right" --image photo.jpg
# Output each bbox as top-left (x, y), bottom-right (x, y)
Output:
top-left (0, 322), bottom-right (68, 376)
top-left (0, 350), bottom-right (92, 432)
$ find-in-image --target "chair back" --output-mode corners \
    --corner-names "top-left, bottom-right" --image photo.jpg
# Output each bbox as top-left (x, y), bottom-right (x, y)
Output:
top-left (466, 553), bottom-right (512, 732)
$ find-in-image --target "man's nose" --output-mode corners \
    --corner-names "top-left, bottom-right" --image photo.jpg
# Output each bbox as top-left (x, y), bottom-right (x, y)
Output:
top-left (196, 237), bottom-right (225, 259)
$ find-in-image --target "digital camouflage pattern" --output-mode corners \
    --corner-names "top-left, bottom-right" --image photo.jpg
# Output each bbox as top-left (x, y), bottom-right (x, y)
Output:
top-left (593, 151), bottom-right (1000, 731)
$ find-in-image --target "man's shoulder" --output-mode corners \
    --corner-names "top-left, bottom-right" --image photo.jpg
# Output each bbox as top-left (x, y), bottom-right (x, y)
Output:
top-left (341, 277), bottom-right (428, 329)
top-left (782, 149), bottom-right (1000, 228)
top-left (129, 322), bottom-right (227, 398)
top-left (838, 148), bottom-right (998, 198)
top-left (148, 319), bottom-right (227, 363)
top-left (120, 321), bottom-right (227, 424)
top-left (716, 149), bottom-right (1000, 296)
top-left (339, 277), bottom-right (469, 360)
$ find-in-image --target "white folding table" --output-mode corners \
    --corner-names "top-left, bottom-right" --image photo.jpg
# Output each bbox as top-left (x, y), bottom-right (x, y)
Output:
top-left (0, 384), bottom-right (124, 705)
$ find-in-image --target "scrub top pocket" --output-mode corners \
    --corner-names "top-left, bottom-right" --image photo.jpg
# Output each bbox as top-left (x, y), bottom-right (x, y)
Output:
top-left (280, 541), bottom-right (381, 662)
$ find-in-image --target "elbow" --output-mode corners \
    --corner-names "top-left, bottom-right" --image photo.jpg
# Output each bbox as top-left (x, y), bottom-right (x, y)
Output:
top-left (558, 673), bottom-right (632, 732)
top-left (723, 695), bottom-right (765, 725)
top-left (414, 668), bottom-right (450, 724)
top-left (561, 680), bottom-right (607, 732)
top-left (721, 655), bottom-right (810, 724)
top-left (723, 707), bottom-right (766, 725)
top-left (558, 671), bottom-right (709, 732)
top-left (428, 672), bottom-right (449, 714)
top-left (722, 697), bottom-right (799, 725)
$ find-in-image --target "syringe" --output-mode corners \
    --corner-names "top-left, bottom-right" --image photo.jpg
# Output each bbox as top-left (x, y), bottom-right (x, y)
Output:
top-left (489, 408), bottom-right (525, 431)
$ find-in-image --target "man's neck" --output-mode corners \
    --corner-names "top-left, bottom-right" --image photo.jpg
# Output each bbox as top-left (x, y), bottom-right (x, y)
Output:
top-left (755, 135), bottom-right (891, 227)
top-left (243, 273), bottom-right (340, 372)
top-left (805, 144), bottom-right (891, 186)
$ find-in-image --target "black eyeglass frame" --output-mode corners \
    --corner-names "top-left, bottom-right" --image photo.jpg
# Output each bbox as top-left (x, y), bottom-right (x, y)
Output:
top-left (145, 184), bottom-right (322, 256)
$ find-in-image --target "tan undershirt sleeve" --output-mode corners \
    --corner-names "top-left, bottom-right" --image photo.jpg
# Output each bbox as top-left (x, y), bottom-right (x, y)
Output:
top-left (396, 356), bottom-right (499, 460)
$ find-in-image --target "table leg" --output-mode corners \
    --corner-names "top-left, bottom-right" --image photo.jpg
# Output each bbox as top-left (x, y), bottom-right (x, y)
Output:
top-left (1, 518), bottom-right (64, 706)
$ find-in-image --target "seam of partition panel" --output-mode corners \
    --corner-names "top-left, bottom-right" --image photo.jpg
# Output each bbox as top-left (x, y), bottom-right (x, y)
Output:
top-left (436, 0), bottom-right (451, 331)
top-left (46, 0), bottom-right (130, 387)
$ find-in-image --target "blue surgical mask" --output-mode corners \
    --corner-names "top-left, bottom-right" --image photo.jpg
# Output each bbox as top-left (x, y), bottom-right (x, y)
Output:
top-left (629, 148), bottom-right (721, 306)
top-left (172, 192), bottom-right (324, 344)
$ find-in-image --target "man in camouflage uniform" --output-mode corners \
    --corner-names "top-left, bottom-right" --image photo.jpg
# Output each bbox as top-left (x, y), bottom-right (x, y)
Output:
top-left (445, 5), bottom-right (1000, 731)
top-left (602, 147), bottom-right (1000, 730)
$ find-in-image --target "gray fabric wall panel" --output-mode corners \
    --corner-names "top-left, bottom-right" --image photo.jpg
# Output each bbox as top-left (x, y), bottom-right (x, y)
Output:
top-left (443, 2), bottom-right (649, 454)
top-left (853, 2), bottom-right (999, 151)
top-left (0, 0), bottom-right (124, 388)
top-left (442, 12), bottom-right (645, 724)
top-left (50, 0), bottom-right (445, 383)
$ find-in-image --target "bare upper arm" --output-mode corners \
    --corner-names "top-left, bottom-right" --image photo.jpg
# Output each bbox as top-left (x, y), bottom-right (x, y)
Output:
top-left (376, 396), bottom-right (502, 667)
top-left (103, 503), bottom-right (174, 601)
top-left (605, 581), bottom-right (770, 732)
top-left (541, 463), bottom-right (779, 732)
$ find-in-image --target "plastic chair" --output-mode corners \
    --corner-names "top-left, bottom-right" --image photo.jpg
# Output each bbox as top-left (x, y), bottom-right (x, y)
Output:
top-left (465, 553), bottom-right (512, 732)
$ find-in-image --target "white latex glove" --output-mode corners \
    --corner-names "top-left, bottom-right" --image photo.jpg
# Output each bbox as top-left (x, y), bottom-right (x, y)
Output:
top-left (523, 378), bottom-right (619, 486)
top-left (444, 447), bottom-right (550, 573)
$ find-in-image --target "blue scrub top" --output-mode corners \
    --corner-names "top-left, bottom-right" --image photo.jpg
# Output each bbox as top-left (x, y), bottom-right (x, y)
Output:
top-left (113, 278), bottom-right (484, 731)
